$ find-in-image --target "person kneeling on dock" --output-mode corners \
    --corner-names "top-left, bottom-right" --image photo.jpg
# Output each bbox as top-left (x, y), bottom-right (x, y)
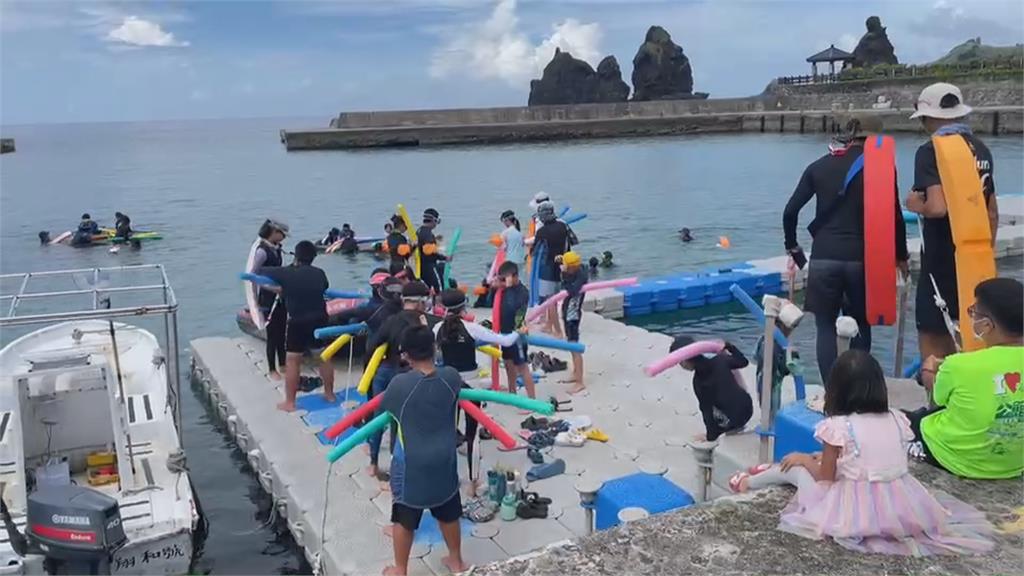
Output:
top-left (671, 336), bottom-right (752, 442)
top-left (257, 240), bottom-right (335, 412)
top-left (382, 326), bottom-right (468, 576)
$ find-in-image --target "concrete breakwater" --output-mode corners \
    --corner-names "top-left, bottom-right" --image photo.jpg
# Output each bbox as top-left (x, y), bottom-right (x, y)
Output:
top-left (281, 104), bottom-right (1023, 150)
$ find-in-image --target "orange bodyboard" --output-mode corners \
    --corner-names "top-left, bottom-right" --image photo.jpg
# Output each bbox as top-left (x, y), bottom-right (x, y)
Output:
top-left (932, 134), bottom-right (995, 351)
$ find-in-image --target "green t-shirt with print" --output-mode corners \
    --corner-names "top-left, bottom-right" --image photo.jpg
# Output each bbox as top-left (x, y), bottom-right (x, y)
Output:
top-left (921, 346), bottom-right (1024, 479)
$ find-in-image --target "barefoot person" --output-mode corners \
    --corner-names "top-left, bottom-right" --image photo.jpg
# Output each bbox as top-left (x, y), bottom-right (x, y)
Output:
top-left (257, 240), bottom-right (335, 412)
top-left (558, 251), bottom-right (586, 394)
top-left (381, 326), bottom-right (468, 576)
top-left (365, 281), bottom-right (431, 482)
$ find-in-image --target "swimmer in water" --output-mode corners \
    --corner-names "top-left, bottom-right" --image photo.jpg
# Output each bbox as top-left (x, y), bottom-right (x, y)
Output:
top-left (599, 251), bottom-right (614, 268)
top-left (679, 227), bottom-right (694, 243)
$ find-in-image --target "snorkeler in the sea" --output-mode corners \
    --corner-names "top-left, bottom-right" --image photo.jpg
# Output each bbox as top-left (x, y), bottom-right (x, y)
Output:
top-left (678, 227), bottom-right (694, 242)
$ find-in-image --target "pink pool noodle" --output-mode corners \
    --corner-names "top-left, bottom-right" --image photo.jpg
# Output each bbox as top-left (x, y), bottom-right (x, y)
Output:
top-left (432, 306), bottom-right (476, 321)
top-left (324, 394), bottom-right (383, 440)
top-left (526, 277), bottom-right (638, 323)
top-left (644, 340), bottom-right (725, 377)
top-left (459, 400), bottom-right (516, 449)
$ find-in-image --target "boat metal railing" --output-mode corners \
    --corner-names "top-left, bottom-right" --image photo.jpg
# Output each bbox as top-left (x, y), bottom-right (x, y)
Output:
top-left (0, 265), bottom-right (183, 432)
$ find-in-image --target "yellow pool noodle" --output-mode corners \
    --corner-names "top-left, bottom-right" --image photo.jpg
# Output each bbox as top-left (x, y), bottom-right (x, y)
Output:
top-left (357, 344), bottom-right (388, 395)
top-left (320, 334), bottom-right (353, 362)
top-left (397, 204), bottom-right (421, 279)
top-left (477, 345), bottom-right (501, 360)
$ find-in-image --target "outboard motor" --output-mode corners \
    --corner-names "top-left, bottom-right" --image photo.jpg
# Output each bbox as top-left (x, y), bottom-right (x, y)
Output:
top-left (6, 485), bottom-right (126, 575)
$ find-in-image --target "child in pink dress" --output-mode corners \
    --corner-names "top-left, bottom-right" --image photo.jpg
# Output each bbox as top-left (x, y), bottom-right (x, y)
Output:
top-left (731, 350), bottom-right (993, 556)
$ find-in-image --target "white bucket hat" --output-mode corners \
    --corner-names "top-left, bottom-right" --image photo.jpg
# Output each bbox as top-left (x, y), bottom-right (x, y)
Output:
top-left (528, 191), bottom-right (551, 211)
top-left (909, 82), bottom-right (972, 120)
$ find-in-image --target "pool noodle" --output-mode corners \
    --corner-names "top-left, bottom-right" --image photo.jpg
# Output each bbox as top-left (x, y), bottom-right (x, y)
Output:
top-left (458, 388), bottom-right (555, 415)
top-left (903, 358), bottom-right (922, 378)
top-left (442, 227), bottom-right (462, 288)
top-left (525, 333), bottom-right (585, 354)
top-left (458, 400), bottom-right (516, 449)
top-left (478, 345), bottom-right (501, 360)
top-left (526, 277), bottom-right (639, 323)
top-left (563, 213), bottom-right (587, 226)
top-left (558, 205), bottom-right (571, 218)
top-left (323, 394), bottom-right (384, 440)
top-left (357, 344), bottom-right (388, 395)
top-left (487, 249), bottom-right (505, 284)
top-left (729, 284), bottom-right (789, 349)
top-left (314, 322), bottom-right (368, 339)
top-left (327, 412), bottom-right (393, 462)
top-left (491, 288), bottom-right (503, 391)
top-left (320, 334), bottom-right (353, 362)
top-left (397, 204), bottom-right (421, 279)
top-left (239, 272), bottom-right (366, 302)
top-left (528, 242), bottom-right (545, 307)
top-left (644, 340), bottom-right (725, 377)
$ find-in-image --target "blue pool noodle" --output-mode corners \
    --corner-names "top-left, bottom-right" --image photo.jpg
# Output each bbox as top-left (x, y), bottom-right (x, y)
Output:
top-left (314, 323), bottom-right (368, 340)
top-left (729, 284), bottom-right (789, 349)
top-left (563, 213), bottom-right (588, 226)
top-left (525, 333), bottom-right (585, 354)
top-left (240, 272), bottom-right (365, 300)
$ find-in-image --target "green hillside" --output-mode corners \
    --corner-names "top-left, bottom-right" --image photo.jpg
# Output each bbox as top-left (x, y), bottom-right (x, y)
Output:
top-left (932, 38), bottom-right (1024, 65)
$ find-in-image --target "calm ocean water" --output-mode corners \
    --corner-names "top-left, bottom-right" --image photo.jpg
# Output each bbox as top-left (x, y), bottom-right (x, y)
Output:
top-left (1, 118), bottom-right (1021, 573)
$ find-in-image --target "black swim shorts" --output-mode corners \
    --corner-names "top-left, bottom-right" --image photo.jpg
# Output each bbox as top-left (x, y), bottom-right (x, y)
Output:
top-left (390, 492), bottom-right (462, 532)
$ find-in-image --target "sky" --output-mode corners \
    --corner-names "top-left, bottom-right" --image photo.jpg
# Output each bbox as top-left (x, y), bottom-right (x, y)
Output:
top-left (1, 0), bottom-right (1022, 125)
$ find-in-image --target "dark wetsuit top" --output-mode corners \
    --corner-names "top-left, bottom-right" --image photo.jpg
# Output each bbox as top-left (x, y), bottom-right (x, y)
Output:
top-left (692, 343), bottom-right (753, 441)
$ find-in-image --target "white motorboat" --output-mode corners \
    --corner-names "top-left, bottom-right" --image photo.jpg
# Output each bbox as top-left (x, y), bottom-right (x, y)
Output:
top-left (0, 266), bottom-right (201, 575)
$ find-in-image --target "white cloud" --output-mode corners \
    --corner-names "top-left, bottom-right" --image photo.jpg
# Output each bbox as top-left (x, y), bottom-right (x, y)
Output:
top-left (430, 0), bottom-right (602, 86)
top-left (107, 16), bottom-right (189, 48)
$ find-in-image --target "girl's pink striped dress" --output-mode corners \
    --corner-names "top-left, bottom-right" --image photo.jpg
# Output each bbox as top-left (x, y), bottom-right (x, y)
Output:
top-left (778, 409), bottom-right (993, 555)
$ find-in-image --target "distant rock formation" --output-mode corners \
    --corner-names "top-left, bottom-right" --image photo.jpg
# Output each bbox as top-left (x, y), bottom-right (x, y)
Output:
top-left (631, 26), bottom-right (694, 101)
top-left (852, 16), bottom-right (898, 67)
top-left (596, 56), bottom-right (631, 103)
top-left (528, 49), bottom-right (629, 106)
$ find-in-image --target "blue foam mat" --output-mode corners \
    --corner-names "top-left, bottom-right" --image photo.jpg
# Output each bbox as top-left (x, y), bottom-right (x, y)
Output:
top-left (413, 515), bottom-right (472, 545)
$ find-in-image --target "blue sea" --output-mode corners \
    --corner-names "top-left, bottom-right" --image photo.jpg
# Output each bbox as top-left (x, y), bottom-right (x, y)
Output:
top-left (1, 118), bottom-right (1021, 573)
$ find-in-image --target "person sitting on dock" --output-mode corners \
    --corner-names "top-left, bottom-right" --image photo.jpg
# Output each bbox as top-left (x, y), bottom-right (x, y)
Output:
top-left (257, 240), bottom-right (335, 412)
top-left (670, 335), bottom-right (752, 442)
top-left (381, 325), bottom-right (468, 576)
top-left (782, 114), bottom-right (909, 382)
top-left (904, 277), bottom-right (1023, 479)
top-left (905, 82), bottom-right (998, 363)
top-left (365, 281), bottom-right (431, 482)
top-left (730, 349), bottom-right (993, 556)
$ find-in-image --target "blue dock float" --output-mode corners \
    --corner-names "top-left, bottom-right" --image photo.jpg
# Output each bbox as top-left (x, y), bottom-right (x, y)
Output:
top-left (616, 262), bottom-right (785, 319)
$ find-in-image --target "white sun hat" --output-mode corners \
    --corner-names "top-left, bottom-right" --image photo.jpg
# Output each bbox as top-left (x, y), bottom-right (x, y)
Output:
top-left (528, 191), bottom-right (551, 210)
top-left (909, 82), bottom-right (972, 120)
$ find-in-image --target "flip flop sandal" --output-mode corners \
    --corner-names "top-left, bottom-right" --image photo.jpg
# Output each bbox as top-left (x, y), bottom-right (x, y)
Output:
top-left (554, 431), bottom-right (586, 447)
top-left (527, 447), bottom-right (545, 465)
top-left (728, 471), bottom-right (749, 493)
top-left (747, 463), bottom-right (772, 476)
top-left (520, 416), bottom-right (550, 431)
top-left (496, 442), bottom-right (528, 452)
top-left (516, 501), bottom-right (549, 520)
top-left (584, 428), bottom-right (609, 442)
top-left (479, 428), bottom-right (494, 440)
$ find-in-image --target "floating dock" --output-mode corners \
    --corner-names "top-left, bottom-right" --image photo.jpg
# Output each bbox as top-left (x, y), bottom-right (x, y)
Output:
top-left (582, 196), bottom-right (1024, 320)
top-left (192, 304), bottom-right (940, 574)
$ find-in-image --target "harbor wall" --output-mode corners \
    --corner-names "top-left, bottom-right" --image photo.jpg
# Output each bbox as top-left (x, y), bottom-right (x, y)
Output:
top-left (280, 77), bottom-right (1023, 150)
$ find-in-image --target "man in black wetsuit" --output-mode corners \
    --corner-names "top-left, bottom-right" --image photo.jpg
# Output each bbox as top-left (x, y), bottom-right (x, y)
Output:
top-left (905, 82), bottom-right (998, 362)
top-left (782, 116), bottom-right (909, 382)
top-left (531, 201), bottom-right (570, 338)
top-left (417, 208), bottom-right (447, 294)
top-left (257, 240), bottom-right (335, 412)
top-left (386, 215), bottom-right (411, 275)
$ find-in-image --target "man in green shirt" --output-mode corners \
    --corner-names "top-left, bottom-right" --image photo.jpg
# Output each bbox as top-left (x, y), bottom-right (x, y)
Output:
top-left (905, 278), bottom-right (1024, 479)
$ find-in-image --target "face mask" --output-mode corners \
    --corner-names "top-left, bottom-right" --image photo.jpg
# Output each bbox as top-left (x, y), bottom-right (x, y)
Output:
top-left (971, 317), bottom-right (991, 341)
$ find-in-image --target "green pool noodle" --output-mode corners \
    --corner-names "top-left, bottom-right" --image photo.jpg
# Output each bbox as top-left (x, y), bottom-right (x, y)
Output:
top-left (326, 412), bottom-right (393, 463)
top-left (442, 227), bottom-right (462, 288)
top-left (458, 388), bottom-right (555, 415)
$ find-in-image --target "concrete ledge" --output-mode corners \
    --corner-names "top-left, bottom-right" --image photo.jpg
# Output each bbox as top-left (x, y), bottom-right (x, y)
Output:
top-left (474, 465), bottom-right (1023, 576)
